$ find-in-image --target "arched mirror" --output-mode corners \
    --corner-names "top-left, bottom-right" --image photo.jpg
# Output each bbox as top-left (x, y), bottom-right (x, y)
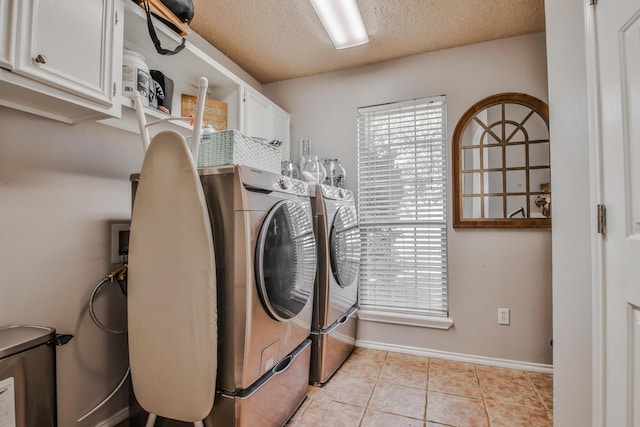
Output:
top-left (452, 93), bottom-right (551, 228)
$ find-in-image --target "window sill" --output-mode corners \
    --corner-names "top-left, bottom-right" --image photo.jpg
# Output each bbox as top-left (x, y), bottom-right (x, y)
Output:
top-left (358, 309), bottom-right (454, 330)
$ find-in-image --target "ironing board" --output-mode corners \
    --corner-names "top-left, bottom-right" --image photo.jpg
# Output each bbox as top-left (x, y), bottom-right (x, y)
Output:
top-left (127, 78), bottom-right (216, 425)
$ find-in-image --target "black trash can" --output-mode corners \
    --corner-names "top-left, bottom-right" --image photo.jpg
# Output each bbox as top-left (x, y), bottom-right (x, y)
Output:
top-left (0, 325), bottom-right (57, 427)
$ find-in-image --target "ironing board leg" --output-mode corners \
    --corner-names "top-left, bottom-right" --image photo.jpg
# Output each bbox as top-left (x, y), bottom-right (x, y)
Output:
top-left (143, 414), bottom-right (202, 426)
top-left (145, 413), bottom-right (157, 427)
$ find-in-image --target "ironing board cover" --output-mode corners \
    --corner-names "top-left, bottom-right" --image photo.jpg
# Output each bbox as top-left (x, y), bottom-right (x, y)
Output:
top-left (128, 130), bottom-right (217, 421)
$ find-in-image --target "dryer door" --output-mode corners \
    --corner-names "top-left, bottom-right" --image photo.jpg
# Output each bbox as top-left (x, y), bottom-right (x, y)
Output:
top-left (256, 200), bottom-right (317, 321)
top-left (330, 206), bottom-right (361, 288)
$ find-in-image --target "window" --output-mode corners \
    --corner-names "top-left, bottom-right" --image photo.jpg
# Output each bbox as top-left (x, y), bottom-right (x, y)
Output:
top-left (357, 97), bottom-right (449, 324)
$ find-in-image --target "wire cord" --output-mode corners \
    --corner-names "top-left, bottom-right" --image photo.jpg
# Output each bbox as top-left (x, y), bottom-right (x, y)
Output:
top-left (77, 368), bottom-right (130, 423)
top-left (78, 266), bottom-right (129, 423)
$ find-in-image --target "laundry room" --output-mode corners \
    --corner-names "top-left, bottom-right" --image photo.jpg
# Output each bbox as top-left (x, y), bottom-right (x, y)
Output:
top-left (0, 0), bottom-right (596, 426)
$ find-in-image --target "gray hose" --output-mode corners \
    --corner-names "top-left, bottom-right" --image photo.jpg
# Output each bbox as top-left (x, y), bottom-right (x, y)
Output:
top-left (89, 276), bottom-right (127, 335)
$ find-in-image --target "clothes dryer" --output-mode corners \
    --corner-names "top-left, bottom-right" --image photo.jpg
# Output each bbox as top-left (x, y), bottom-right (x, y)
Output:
top-left (310, 184), bottom-right (361, 385)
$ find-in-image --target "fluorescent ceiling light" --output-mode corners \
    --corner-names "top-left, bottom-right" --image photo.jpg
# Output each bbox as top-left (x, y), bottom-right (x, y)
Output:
top-left (310, 0), bottom-right (369, 49)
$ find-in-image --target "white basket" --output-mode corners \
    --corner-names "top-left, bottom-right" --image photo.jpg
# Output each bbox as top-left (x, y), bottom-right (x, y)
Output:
top-left (196, 129), bottom-right (281, 173)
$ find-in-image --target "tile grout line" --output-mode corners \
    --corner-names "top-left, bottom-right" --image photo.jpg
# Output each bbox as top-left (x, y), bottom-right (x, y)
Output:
top-left (367, 351), bottom-right (431, 424)
top-left (478, 365), bottom-right (555, 426)
top-left (425, 357), bottom-right (430, 424)
top-left (474, 363), bottom-right (494, 427)
top-left (357, 349), bottom-right (388, 427)
top-left (524, 371), bottom-right (553, 420)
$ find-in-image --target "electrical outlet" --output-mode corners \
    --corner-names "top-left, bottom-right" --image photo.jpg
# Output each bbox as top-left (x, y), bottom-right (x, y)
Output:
top-left (498, 308), bottom-right (510, 325)
top-left (110, 223), bottom-right (130, 264)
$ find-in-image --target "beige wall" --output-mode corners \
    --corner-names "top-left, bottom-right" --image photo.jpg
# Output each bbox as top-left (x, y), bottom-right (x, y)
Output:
top-left (0, 107), bottom-right (143, 426)
top-left (264, 32), bottom-right (553, 365)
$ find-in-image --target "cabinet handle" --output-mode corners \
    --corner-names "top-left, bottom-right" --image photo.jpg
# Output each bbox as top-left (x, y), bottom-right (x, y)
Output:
top-left (34, 54), bottom-right (47, 64)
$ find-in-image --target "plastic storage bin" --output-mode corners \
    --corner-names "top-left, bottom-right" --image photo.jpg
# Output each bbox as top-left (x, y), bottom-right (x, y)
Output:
top-left (0, 325), bottom-right (57, 427)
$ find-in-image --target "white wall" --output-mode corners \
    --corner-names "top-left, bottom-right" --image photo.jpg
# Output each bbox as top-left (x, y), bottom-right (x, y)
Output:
top-left (544, 1), bottom-right (593, 425)
top-left (0, 107), bottom-right (143, 426)
top-left (264, 33), bottom-right (553, 365)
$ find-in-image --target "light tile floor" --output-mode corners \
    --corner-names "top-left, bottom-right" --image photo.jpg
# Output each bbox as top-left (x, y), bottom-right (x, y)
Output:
top-left (117, 347), bottom-right (553, 427)
top-left (285, 347), bottom-right (553, 427)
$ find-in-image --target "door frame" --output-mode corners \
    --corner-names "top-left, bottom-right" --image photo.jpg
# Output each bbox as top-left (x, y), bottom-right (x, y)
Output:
top-left (584, 2), bottom-right (607, 426)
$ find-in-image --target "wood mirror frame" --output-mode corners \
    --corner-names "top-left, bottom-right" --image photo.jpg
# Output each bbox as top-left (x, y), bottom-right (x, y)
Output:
top-left (452, 93), bottom-right (551, 228)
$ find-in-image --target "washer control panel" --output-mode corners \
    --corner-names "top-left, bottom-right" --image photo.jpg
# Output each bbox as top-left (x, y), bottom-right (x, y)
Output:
top-left (240, 165), bottom-right (309, 196)
top-left (320, 184), bottom-right (353, 201)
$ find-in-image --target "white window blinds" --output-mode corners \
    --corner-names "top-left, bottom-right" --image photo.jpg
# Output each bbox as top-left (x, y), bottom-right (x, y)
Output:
top-left (357, 96), bottom-right (448, 317)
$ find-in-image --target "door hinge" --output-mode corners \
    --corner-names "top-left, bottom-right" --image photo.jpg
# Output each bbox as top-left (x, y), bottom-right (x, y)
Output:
top-left (597, 204), bottom-right (606, 234)
top-left (113, 82), bottom-right (116, 96)
top-left (115, 11), bottom-right (119, 25)
top-left (588, 0), bottom-right (597, 5)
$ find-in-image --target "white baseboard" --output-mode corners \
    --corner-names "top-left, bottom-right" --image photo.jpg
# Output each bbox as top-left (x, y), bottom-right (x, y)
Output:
top-left (356, 339), bottom-right (553, 373)
top-left (94, 407), bottom-right (129, 427)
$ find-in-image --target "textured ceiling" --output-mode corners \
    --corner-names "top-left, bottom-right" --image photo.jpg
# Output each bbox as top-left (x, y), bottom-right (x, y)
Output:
top-left (190, 0), bottom-right (545, 84)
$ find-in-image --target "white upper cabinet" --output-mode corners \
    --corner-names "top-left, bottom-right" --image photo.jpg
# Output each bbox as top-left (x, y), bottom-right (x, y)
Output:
top-left (0, 0), bottom-right (16, 70)
top-left (15, 0), bottom-right (117, 105)
top-left (243, 86), bottom-right (272, 138)
top-left (0, 0), bottom-right (290, 143)
top-left (0, 0), bottom-right (122, 123)
top-left (243, 86), bottom-right (291, 160)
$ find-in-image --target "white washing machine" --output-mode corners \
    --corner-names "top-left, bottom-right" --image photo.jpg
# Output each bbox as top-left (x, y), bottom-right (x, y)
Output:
top-left (129, 165), bottom-right (317, 427)
top-left (309, 184), bottom-right (361, 385)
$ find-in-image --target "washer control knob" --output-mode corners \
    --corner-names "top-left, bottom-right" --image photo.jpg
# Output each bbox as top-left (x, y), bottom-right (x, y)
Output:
top-left (278, 178), bottom-right (288, 190)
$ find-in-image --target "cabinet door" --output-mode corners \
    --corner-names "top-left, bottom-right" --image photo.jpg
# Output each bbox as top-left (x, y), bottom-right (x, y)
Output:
top-left (243, 86), bottom-right (291, 160)
top-left (15, 0), bottom-right (117, 106)
top-left (0, 0), bottom-right (16, 70)
top-left (272, 104), bottom-right (290, 160)
top-left (243, 86), bottom-right (272, 139)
